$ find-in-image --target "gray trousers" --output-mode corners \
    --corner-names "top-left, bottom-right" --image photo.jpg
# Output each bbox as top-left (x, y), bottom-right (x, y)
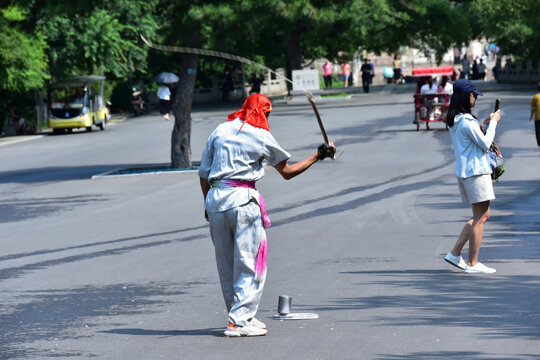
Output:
top-left (208, 200), bottom-right (266, 326)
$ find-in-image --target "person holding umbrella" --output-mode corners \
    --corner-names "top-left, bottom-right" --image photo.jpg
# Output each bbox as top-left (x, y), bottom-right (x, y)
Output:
top-left (155, 72), bottom-right (179, 121)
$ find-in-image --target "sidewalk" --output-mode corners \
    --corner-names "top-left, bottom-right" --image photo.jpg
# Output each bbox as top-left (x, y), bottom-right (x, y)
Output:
top-left (318, 79), bottom-right (534, 96)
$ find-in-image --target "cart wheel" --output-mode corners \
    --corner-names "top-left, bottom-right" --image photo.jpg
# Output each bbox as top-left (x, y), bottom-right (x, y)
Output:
top-left (445, 122), bottom-right (449, 130)
top-left (415, 111), bottom-right (420, 131)
top-left (426, 122), bottom-right (430, 130)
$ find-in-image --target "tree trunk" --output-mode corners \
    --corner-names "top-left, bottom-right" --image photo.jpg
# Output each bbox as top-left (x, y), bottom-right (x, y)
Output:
top-left (283, 29), bottom-right (303, 92)
top-left (171, 52), bottom-right (198, 168)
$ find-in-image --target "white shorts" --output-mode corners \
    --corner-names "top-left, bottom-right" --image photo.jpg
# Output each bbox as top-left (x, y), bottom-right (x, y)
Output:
top-left (457, 174), bottom-right (495, 204)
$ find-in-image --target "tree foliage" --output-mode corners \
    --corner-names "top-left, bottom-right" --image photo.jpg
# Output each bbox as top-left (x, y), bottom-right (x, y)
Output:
top-left (472, 0), bottom-right (540, 60)
top-left (2, 0), bottom-right (539, 93)
top-left (383, 0), bottom-right (475, 64)
top-left (32, 0), bottom-right (158, 80)
top-left (0, 5), bottom-right (49, 93)
top-left (3, 0), bottom-right (540, 162)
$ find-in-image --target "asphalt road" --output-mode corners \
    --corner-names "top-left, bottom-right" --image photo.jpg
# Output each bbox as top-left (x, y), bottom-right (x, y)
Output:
top-left (1, 88), bottom-right (539, 359)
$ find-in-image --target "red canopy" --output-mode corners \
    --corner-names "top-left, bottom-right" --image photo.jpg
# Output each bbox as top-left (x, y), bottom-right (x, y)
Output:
top-left (411, 65), bottom-right (454, 77)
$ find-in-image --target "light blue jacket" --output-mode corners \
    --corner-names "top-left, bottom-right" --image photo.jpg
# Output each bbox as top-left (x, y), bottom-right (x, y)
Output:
top-left (450, 113), bottom-right (497, 178)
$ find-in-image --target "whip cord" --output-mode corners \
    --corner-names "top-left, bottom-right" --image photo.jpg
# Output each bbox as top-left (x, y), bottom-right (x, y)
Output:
top-left (140, 35), bottom-right (305, 91)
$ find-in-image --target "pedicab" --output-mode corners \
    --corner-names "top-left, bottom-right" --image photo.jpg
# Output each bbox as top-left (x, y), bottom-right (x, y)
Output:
top-left (412, 65), bottom-right (453, 131)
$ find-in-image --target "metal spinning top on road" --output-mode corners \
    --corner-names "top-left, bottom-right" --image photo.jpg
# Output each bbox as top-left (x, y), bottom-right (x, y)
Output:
top-left (272, 295), bottom-right (319, 321)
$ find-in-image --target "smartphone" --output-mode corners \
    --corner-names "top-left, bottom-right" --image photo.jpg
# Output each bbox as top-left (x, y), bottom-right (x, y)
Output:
top-left (494, 98), bottom-right (500, 112)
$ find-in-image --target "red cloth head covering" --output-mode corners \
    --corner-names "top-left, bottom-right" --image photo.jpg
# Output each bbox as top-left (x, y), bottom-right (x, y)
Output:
top-left (227, 94), bottom-right (272, 131)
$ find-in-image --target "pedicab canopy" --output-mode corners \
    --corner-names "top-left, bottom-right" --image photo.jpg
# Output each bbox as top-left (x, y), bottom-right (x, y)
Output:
top-left (411, 65), bottom-right (453, 77)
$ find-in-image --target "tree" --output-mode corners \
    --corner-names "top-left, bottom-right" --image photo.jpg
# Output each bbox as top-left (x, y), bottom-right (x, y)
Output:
top-left (220, 1), bottom-right (415, 88)
top-left (151, 0), bottom-right (415, 167)
top-left (154, 0), bottom-right (253, 168)
top-left (32, 0), bottom-right (158, 79)
top-left (241, 1), bottom-right (356, 88)
top-left (471, 0), bottom-right (540, 60)
top-left (0, 5), bottom-right (49, 97)
top-left (394, 0), bottom-right (474, 64)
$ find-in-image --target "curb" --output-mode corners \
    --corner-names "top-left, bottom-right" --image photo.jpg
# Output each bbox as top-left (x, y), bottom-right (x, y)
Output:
top-left (92, 163), bottom-right (201, 179)
top-left (0, 135), bottom-right (45, 147)
top-left (284, 94), bottom-right (352, 105)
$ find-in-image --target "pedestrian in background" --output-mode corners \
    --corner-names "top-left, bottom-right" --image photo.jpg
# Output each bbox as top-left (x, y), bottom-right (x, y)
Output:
top-left (461, 54), bottom-right (470, 79)
top-left (454, 47), bottom-right (461, 64)
top-left (368, 60), bottom-right (375, 84)
top-left (322, 60), bottom-right (333, 89)
top-left (393, 55), bottom-right (402, 84)
top-left (157, 84), bottom-right (171, 121)
top-left (444, 79), bottom-right (501, 274)
top-left (341, 61), bottom-right (351, 87)
top-left (477, 59), bottom-right (486, 80)
top-left (248, 72), bottom-right (262, 94)
top-left (361, 59), bottom-right (371, 93)
top-left (471, 58), bottom-right (479, 80)
top-left (7, 102), bottom-right (34, 135)
top-left (529, 82), bottom-right (540, 147)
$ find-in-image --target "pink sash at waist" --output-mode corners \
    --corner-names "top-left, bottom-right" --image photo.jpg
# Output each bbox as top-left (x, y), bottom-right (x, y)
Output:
top-left (211, 179), bottom-right (271, 228)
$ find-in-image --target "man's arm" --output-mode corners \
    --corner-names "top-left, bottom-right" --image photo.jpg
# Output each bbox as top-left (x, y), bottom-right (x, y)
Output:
top-left (274, 153), bottom-right (318, 180)
top-left (200, 177), bottom-right (210, 200)
top-left (274, 143), bottom-right (335, 180)
top-left (531, 107), bottom-right (535, 122)
top-left (199, 177), bottom-right (211, 221)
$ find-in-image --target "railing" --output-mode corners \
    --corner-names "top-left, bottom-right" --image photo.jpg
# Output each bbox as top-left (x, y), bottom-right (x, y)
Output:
top-left (496, 57), bottom-right (540, 84)
top-left (193, 71), bottom-right (288, 103)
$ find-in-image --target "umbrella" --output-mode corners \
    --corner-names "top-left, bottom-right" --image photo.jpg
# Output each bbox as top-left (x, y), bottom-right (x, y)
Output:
top-left (154, 72), bottom-right (179, 84)
top-left (382, 67), bottom-right (394, 79)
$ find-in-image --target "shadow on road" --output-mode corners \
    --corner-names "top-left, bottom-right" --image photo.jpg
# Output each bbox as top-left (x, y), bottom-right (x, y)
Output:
top-left (0, 194), bottom-right (109, 223)
top-left (0, 164), bottom-right (155, 184)
top-left (0, 229), bottom-right (207, 281)
top-left (101, 327), bottom-right (223, 337)
top-left (0, 281), bottom-right (208, 358)
top-left (376, 351), bottom-right (536, 360)
top-left (314, 269), bottom-right (540, 342)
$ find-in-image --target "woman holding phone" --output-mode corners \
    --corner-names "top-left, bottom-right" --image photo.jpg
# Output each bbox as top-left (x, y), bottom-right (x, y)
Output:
top-left (443, 79), bottom-right (501, 274)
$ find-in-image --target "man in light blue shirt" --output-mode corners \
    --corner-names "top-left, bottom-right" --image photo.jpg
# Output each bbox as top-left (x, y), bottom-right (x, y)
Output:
top-left (199, 94), bottom-right (335, 337)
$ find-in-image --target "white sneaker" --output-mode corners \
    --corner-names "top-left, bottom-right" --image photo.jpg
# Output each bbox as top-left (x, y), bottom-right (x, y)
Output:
top-left (444, 252), bottom-right (467, 270)
top-left (249, 317), bottom-right (267, 329)
top-left (224, 322), bottom-right (267, 337)
top-left (464, 262), bottom-right (496, 274)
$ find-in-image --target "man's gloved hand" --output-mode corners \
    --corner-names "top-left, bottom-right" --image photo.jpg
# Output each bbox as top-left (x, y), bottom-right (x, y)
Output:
top-left (318, 143), bottom-right (336, 160)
